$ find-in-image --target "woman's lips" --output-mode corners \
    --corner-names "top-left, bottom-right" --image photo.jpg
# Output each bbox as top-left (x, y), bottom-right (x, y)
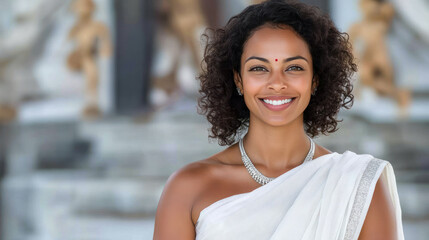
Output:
top-left (259, 98), bottom-right (295, 111)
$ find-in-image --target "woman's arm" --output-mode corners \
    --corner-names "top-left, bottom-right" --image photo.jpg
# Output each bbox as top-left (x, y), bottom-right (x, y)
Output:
top-left (153, 165), bottom-right (198, 240)
top-left (358, 174), bottom-right (398, 240)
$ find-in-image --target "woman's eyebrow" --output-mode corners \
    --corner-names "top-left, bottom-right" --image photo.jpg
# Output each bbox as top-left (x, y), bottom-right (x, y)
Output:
top-left (245, 55), bottom-right (308, 63)
top-left (283, 56), bottom-right (308, 63)
top-left (245, 56), bottom-right (269, 63)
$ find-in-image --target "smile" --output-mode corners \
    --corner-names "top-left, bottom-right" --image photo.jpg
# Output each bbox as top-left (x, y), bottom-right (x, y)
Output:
top-left (259, 97), bottom-right (295, 111)
top-left (262, 98), bottom-right (293, 106)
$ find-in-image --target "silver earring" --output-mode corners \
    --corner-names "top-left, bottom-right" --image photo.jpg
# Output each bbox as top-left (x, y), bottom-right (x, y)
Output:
top-left (237, 87), bottom-right (243, 96)
top-left (312, 87), bottom-right (317, 96)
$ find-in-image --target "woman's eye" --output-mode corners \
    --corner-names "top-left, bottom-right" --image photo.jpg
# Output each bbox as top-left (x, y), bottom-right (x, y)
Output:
top-left (250, 66), bottom-right (268, 72)
top-left (287, 66), bottom-right (303, 71)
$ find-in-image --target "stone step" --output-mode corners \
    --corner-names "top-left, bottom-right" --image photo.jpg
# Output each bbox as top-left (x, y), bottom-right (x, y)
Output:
top-left (78, 111), bottom-right (224, 156)
top-left (86, 150), bottom-right (221, 178)
top-left (1, 170), bottom-right (166, 239)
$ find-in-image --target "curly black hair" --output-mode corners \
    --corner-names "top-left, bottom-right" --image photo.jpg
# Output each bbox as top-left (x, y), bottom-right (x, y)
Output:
top-left (197, 0), bottom-right (356, 146)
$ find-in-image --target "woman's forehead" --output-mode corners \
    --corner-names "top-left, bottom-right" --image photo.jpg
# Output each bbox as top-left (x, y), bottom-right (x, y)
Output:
top-left (242, 26), bottom-right (311, 62)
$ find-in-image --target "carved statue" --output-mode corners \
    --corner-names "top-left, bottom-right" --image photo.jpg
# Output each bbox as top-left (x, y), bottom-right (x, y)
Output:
top-left (67, 0), bottom-right (112, 118)
top-left (152, 0), bottom-right (206, 107)
top-left (349, 0), bottom-right (411, 117)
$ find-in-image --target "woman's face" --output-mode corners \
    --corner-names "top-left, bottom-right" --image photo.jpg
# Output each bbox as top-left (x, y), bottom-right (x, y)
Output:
top-left (236, 25), bottom-right (315, 127)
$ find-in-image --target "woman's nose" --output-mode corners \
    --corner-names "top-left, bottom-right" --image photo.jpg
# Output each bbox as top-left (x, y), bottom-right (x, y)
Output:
top-left (267, 71), bottom-right (287, 91)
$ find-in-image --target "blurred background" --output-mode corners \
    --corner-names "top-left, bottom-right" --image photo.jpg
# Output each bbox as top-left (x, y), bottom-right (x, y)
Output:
top-left (0, 0), bottom-right (428, 239)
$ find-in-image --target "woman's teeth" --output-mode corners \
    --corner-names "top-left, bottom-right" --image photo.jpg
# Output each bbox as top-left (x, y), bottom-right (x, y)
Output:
top-left (263, 98), bottom-right (293, 105)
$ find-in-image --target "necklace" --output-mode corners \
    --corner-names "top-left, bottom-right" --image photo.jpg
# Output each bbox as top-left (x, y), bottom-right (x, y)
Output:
top-left (239, 135), bottom-right (315, 185)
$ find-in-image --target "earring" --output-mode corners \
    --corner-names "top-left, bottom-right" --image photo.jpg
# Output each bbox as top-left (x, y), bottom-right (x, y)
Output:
top-left (237, 87), bottom-right (243, 96)
top-left (312, 87), bottom-right (317, 96)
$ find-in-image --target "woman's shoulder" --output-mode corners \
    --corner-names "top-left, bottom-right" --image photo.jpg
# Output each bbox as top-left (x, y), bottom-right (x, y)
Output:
top-left (154, 154), bottom-right (227, 235)
top-left (170, 159), bottom-right (220, 184)
top-left (165, 145), bottom-right (244, 204)
top-left (338, 150), bottom-right (390, 164)
top-left (164, 147), bottom-right (235, 197)
top-left (165, 159), bottom-right (216, 194)
top-left (331, 150), bottom-right (392, 177)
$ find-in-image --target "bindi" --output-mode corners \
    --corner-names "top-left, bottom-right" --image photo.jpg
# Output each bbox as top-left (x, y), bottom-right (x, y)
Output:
top-left (275, 59), bottom-right (278, 62)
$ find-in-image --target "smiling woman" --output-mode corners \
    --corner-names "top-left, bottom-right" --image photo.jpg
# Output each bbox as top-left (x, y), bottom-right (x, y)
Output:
top-left (198, 1), bottom-right (357, 146)
top-left (153, 1), bottom-right (405, 239)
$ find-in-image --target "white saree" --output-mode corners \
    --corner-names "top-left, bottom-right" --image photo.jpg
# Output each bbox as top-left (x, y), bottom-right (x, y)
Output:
top-left (195, 150), bottom-right (404, 240)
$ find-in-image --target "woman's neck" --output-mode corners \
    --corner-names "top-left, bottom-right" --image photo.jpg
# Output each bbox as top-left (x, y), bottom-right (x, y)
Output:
top-left (243, 115), bottom-right (311, 171)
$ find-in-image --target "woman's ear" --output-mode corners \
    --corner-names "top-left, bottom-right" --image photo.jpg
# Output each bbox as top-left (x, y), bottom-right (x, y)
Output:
top-left (312, 75), bottom-right (319, 94)
top-left (234, 71), bottom-right (243, 93)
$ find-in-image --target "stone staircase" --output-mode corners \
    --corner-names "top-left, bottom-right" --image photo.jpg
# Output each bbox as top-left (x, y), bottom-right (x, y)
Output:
top-left (1, 99), bottom-right (224, 240)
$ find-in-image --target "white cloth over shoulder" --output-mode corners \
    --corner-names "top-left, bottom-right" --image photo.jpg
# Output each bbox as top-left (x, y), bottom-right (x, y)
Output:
top-left (195, 150), bottom-right (404, 240)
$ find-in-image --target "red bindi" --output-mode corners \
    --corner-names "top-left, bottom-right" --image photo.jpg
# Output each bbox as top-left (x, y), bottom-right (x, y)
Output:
top-left (275, 59), bottom-right (278, 62)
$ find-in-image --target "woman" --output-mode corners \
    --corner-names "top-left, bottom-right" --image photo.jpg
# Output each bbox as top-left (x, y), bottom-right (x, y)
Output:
top-left (154, 0), bottom-right (404, 239)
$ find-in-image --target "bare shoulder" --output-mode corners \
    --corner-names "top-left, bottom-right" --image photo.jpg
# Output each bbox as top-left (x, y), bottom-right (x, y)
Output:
top-left (358, 172), bottom-right (398, 240)
top-left (153, 157), bottom-right (221, 239)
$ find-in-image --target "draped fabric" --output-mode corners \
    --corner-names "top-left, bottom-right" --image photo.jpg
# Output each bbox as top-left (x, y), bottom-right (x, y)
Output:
top-left (195, 151), bottom-right (404, 240)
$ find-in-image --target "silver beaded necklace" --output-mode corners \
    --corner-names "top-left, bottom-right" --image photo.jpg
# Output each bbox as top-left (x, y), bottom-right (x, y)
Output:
top-left (239, 135), bottom-right (315, 185)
